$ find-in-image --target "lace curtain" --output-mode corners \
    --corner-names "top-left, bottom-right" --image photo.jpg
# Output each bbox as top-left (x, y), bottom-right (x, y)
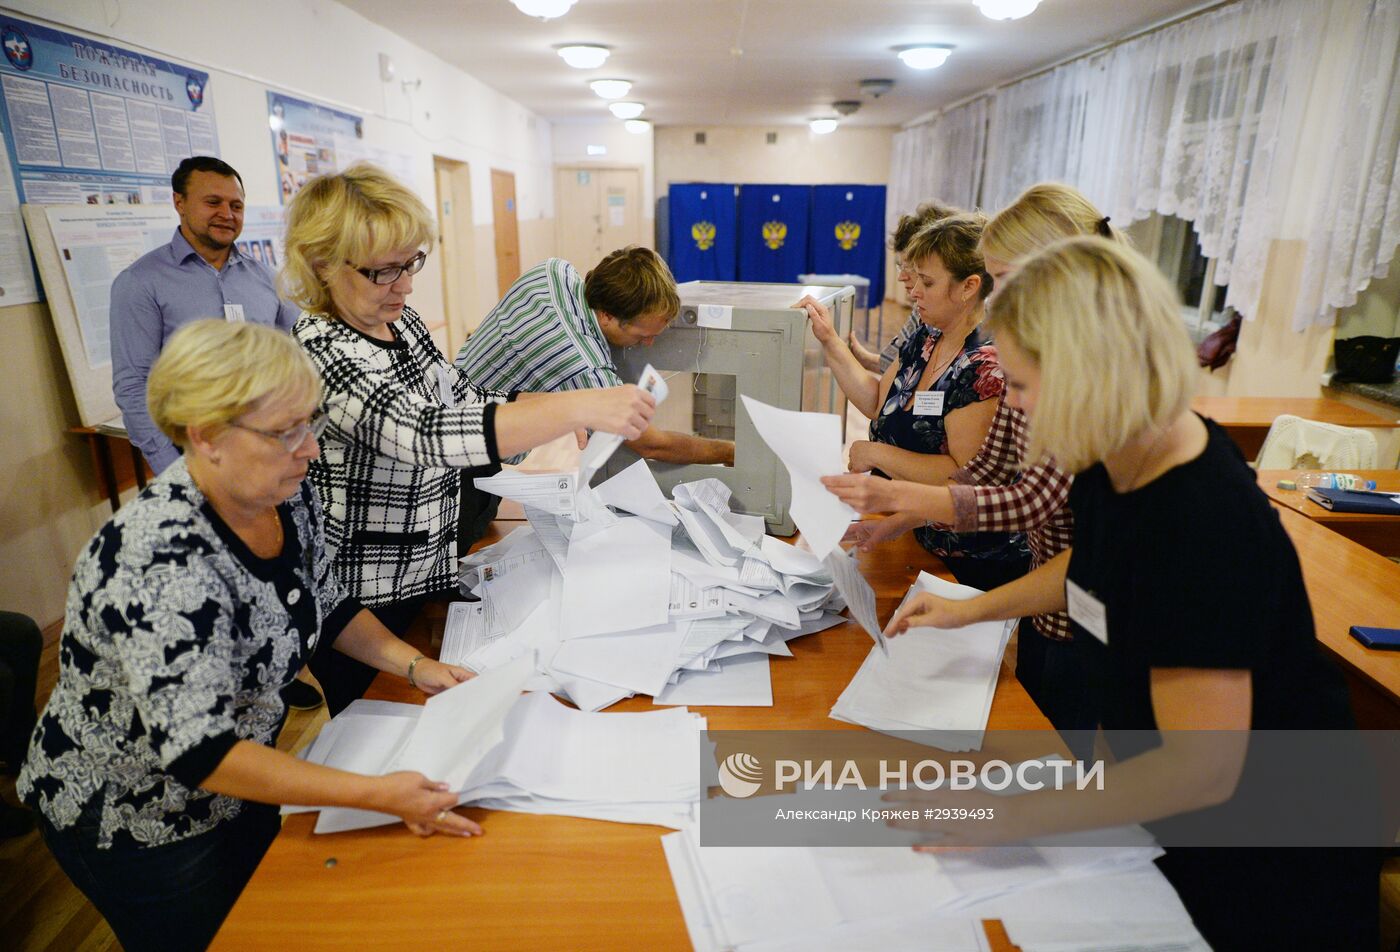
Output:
top-left (887, 97), bottom-right (988, 228)
top-left (889, 0), bottom-right (1399, 330)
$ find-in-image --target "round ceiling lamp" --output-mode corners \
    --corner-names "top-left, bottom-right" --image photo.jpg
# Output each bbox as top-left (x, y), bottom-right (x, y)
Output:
top-left (974, 0), bottom-right (1042, 20)
top-left (624, 119), bottom-right (651, 135)
top-left (608, 101), bottom-right (645, 119)
top-left (894, 45), bottom-right (954, 70)
top-left (510, 0), bottom-right (578, 18)
top-left (809, 118), bottom-right (839, 135)
top-left (590, 78), bottom-right (632, 99)
top-left (556, 44), bottom-right (610, 69)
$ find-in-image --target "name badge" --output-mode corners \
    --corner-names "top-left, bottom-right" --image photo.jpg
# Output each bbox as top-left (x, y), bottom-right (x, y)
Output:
top-left (223, 303), bottom-right (246, 323)
top-left (1065, 578), bottom-right (1109, 645)
top-left (435, 365), bottom-right (456, 408)
top-left (913, 391), bottom-right (945, 416)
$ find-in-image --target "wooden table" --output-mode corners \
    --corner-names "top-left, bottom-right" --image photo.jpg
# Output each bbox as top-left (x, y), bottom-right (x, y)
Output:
top-left (213, 528), bottom-right (1048, 951)
top-left (69, 425), bottom-right (150, 513)
top-left (1258, 470), bottom-right (1400, 557)
top-left (1275, 505), bottom-right (1400, 729)
top-left (1192, 396), bottom-right (1400, 461)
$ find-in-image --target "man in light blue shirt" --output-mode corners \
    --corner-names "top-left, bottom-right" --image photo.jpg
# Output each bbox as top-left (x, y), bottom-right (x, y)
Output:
top-left (110, 156), bottom-right (299, 472)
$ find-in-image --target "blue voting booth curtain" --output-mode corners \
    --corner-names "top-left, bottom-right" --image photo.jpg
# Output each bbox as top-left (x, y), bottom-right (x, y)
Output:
top-left (667, 184), bottom-right (737, 282)
top-left (736, 185), bottom-right (810, 283)
top-left (809, 185), bottom-right (887, 303)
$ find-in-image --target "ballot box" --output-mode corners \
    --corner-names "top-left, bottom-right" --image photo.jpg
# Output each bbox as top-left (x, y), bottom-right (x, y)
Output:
top-left (602, 281), bottom-right (856, 536)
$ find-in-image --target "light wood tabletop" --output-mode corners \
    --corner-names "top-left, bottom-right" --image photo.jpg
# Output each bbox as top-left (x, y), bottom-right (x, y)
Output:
top-left (1257, 470), bottom-right (1400, 557)
top-left (213, 528), bottom-right (1049, 951)
top-left (1192, 396), bottom-right (1399, 460)
top-left (1274, 505), bottom-right (1400, 728)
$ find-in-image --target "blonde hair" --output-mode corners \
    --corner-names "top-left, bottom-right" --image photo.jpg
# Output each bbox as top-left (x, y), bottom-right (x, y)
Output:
top-left (904, 213), bottom-right (993, 300)
top-left (147, 320), bottom-right (322, 447)
top-left (980, 183), bottom-right (1125, 265)
top-left (987, 236), bottom-right (1197, 473)
top-left (280, 163), bottom-right (435, 317)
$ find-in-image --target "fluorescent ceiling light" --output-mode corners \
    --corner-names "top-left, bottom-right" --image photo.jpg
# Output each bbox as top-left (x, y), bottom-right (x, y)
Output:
top-left (608, 101), bottom-right (644, 119)
top-left (894, 45), bottom-right (954, 70)
top-left (556, 44), bottom-right (610, 69)
top-left (624, 119), bottom-right (650, 135)
top-left (590, 78), bottom-right (632, 99)
top-left (809, 118), bottom-right (839, 135)
top-left (510, 0), bottom-right (578, 18)
top-left (974, 0), bottom-right (1041, 20)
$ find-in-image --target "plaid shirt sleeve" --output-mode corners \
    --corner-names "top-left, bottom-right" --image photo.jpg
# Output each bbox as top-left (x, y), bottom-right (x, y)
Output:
top-left (300, 310), bottom-right (500, 470)
top-left (953, 399), bottom-right (1022, 488)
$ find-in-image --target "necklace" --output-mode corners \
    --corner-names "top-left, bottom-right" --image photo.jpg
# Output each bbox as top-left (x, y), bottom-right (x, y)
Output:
top-left (267, 506), bottom-right (285, 554)
top-left (1119, 419), bottom-right (1177, 492)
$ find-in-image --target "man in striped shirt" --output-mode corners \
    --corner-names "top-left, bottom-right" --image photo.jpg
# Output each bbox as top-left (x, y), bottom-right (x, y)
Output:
top-left (455, 246), bottom-right (733, 466)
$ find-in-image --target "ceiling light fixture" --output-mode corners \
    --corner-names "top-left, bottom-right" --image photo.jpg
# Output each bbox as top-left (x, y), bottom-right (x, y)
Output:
top-left (556, 44), bottom-right (610, 69)
top-left (809, 117), bottom-right (839, 135)
top-left (833, 100), bottom-right (861, 116)
top-left (589, 78), bottom-right (632, 99)
top-left (894, 45), bottom-right (954, 70)
top-left (624, 119), bottom-right (650, 135)
top-left (510, 0), bottom-right (578, 18)
top-left (974, 0), bottom-right (1042, 20)
top-left (608, 101), bottom-right (644, 119)
top-left (859, 78), bottom-right (895, 98)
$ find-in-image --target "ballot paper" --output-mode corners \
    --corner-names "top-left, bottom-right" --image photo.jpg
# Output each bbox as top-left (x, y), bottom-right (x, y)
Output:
top-left (655, 654), bottom-right (773, 707)
top-left (560, 516), bottom-right (672, 638)
top-left (830, 572), bottom-right (1013, 750)
top-left (472, 470), bottom-right (577, 516)
top-left (739, 396), bottom-right (854, 558)
top-left (823, 546), bottom-right (888, 656)
top-left (579, 363), bottom-right (670, 485)
top-left (440, 601), bottom-right (500, 670)
top-left (594, 458), bottom-right (678, 525)
top-left (669, 573), bottom-right (728, 619)
top-left (661, 824), bottom-right (1198, 952)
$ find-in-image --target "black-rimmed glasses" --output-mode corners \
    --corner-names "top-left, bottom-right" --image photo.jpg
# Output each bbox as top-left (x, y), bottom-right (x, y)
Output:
top-left (348, 250), bottom-right (428, 286)
top-left (230, 410), bottom-right (329, 452)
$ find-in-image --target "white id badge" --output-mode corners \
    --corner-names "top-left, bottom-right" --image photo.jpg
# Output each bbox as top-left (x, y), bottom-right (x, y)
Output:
top-left (435, 365), bottom-right (456, 408)
top-left (1065, 578), bottom-right (1109, 645)
top-left (223, 304), bottom-right (246, 322)
top-left (913, 390), bottom-right (945, 416)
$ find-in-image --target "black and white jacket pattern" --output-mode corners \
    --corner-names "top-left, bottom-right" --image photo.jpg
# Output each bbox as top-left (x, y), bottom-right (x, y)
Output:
top-left (294, 306), bottom-right (512, 606)
top-left (18, 462), bottom-right (358, 849)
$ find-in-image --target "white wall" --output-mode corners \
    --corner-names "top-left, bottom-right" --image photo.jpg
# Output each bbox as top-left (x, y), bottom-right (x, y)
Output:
top-left (552, 118), bottom-right (656, 213)
top-left (0, 0), bottom-right (558, 625)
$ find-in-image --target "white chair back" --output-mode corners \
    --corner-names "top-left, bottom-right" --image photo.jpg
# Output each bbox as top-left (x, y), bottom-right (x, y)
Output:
top-left (1255, 414), bottom-right (1379, 469)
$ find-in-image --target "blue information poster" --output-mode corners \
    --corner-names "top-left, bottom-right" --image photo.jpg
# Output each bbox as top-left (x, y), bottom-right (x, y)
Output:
top-left (737, 184), bottom-right (810, 284)
top-left (268, 92), bottom-right (363, 204)
top-left (809, 185), bottom-right (887, 304)
top-left (0, 15), bottom-right (217, 205)
top-left (667, 183), bottom-right (737, 282)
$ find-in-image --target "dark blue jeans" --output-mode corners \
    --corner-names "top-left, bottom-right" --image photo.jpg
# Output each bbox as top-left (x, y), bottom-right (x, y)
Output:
top-left (38, 800), bottom-right (280, 952)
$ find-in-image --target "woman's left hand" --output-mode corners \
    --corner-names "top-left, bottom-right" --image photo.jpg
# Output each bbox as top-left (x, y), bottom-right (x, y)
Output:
top-left (880, 787), bottom-right (1025, 849)
top-left (847, 440), bottom-right (885, 473)
top-left (410, 659), bottom-right (475, 695)
top-left (821, 472), bottom-right (897, 513)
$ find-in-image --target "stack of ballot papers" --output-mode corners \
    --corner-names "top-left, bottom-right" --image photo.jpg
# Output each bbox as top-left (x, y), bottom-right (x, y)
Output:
top-left (457, 460), bottom-right (855, 711)
top-left (662, 823), bottom-right (1207, 951)
top-left (292, 661), bottom-right (707, 833)
top-left (830, 571), bottom-right (1015, 751)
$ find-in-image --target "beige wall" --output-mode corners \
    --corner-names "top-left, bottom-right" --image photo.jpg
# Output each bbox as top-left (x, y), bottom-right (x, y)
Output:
top-left (655, 125), bottom-right (894, 197)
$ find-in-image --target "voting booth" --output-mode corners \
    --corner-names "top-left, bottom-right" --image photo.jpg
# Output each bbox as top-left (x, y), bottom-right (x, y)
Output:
top-left (601, 281), bottom-right (855, 535)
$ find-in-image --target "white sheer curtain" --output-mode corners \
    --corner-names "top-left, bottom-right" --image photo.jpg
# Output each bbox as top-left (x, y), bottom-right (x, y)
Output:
top-left (981, 58), bottom-right (1096, 213)
top-left (887, 96), bottom-right (988, 231)
top-left (1290, 0), bottom-right (1400, 329)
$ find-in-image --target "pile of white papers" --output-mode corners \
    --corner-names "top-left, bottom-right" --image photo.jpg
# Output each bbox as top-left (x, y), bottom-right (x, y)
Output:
top-left (459, 459), bottom-right (853, 711)
top-left (662, 824), bottom-right (1204, 952)
top-left (294, 664), bottom-right (706, 833)
top-left (830, 572), bottom-right (1015, 751)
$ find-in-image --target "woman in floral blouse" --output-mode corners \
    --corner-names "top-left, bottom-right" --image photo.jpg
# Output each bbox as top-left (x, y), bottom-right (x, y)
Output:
top-left (797, 214), bottom-right (1026, 591)
top-left (20, 322), bottom-right (479, 952)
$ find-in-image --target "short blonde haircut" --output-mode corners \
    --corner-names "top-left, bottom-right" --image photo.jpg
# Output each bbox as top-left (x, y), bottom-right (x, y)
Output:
top-left (980, 183), bottom-right (1125, 266)
top-left (148, 320), bottom-right (322, 447)
top-left (280, 163), bottom-right (435, 317)
top-left (987, 236), bottom-right (1197, 473)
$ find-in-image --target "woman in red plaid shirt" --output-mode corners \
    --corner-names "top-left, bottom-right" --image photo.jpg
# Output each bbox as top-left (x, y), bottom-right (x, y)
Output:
top-left (823, 183), bottom-right (1124, 740)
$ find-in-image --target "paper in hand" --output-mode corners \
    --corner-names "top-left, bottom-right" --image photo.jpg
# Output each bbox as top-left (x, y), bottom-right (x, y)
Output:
top-left (824, 546), bottom-right (888, 656)
top-left (579, 364), bottom-right (670, 485)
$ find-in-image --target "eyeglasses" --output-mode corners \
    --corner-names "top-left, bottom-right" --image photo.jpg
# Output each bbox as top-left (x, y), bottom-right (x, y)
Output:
top-left (895, 259), bottom-right (915, 276)
top-left (230, 411), bottom-right (328, 452)
top-left (347, 250), bottom-right (428, 286)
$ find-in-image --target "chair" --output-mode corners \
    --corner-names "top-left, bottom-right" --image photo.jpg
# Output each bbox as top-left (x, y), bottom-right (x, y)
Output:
top-left (1254, 414), bottom-right (1379, 469)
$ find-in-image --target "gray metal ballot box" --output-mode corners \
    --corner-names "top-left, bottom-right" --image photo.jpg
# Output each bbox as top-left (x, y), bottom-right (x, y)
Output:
top-left (599, 281), bottom-right (855, 535)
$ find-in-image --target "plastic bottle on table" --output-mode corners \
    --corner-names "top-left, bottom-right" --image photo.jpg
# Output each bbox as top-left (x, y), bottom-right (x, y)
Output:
top-left (1295, 472), bottom-right (1377, 490)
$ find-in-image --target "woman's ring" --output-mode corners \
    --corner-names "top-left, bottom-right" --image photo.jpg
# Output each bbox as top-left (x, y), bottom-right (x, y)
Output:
top-left (435, 809), bottom-right (451, 823)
